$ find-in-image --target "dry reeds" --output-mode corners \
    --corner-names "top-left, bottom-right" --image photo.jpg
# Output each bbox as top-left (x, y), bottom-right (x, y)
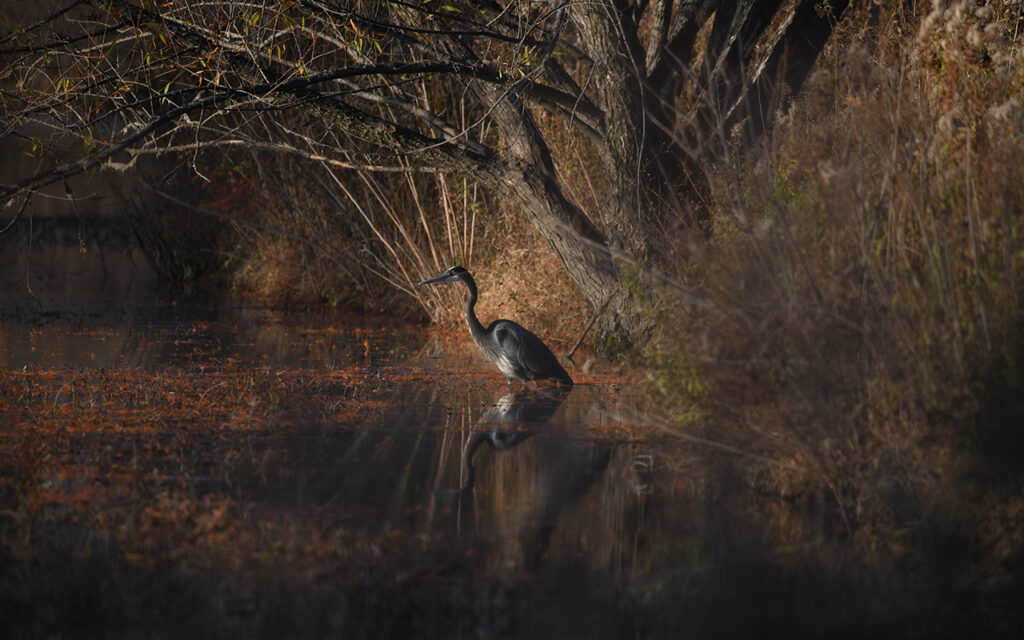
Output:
top-left (224, 84), bottom-right (501, 322)
top-left (649, 2), bottom-right (1024, 541)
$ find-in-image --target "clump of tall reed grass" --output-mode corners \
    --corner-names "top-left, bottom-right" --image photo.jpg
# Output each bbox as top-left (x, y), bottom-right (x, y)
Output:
top-left (223, 145), bottom-right (586, 339)
top-left (226, 148), bottom-right (497, 317)
top-left (649, 1), bottom-right (1024, 546)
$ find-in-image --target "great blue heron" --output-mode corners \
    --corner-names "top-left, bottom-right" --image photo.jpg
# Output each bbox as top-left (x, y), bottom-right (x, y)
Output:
top-left (418, 266), bottom-right (573, 385)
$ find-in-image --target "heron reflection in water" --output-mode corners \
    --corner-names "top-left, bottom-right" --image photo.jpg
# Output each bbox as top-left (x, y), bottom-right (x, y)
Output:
top-left (453, 385), bottom-right (613, 576)
top-left (460, 385), bottom-right (572, 492)
top-left (417, 266), bottom-right (573, 385)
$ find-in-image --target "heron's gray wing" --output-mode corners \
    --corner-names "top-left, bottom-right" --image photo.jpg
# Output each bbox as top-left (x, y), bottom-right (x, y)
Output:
top-left (491, 320), bottom-right (569, 382)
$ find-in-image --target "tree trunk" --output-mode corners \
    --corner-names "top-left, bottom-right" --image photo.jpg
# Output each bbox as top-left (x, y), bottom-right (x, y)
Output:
top-left (469, 80), bottom-right (647, 346)
top-left (498, 156), bottom-right (644, 345)
top-left (570, 1), bottom-right (653, 262)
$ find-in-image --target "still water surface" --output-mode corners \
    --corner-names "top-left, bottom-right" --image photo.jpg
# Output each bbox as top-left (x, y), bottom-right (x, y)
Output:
top-left (0, 218), bottom-right (994, 638)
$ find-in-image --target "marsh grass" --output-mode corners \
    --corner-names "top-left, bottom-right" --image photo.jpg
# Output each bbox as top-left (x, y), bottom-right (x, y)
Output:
top-left (648, 2), bottom-right (1024, 569)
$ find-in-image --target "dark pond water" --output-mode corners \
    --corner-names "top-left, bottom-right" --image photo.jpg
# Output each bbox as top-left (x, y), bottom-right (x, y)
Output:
top-left (1, 216), bottom-right (1014, 639)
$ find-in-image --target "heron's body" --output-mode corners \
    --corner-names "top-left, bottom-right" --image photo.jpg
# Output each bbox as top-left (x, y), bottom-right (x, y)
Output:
top-left (418, 266), bottom-right (573, 385)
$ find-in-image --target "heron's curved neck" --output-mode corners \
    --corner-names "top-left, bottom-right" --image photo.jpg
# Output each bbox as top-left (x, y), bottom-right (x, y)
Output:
top-left (461, 275), bottom-right (487, 342)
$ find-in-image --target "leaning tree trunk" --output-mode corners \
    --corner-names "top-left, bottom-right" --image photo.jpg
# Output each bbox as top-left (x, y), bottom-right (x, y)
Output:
top-left (471, 82), bottom-right (647, 345)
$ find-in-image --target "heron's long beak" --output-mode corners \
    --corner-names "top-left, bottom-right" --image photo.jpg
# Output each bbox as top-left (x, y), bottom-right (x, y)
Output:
top-left (417, 272), bottom-right (450, 286)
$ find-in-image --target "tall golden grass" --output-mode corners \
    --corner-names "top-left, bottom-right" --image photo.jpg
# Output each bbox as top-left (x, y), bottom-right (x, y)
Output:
top-left (649, 2), bottom-right (1024, 549)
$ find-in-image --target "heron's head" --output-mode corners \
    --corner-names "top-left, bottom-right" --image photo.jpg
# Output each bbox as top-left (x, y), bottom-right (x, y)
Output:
top-left (417, 265), bottom-right (470, 286)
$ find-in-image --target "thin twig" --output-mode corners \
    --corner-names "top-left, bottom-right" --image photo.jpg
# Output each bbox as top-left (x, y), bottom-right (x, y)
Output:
top-left (0, 193), bottom-right (32, 235)
top-left (567, 285), bottom-right (619, 363)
